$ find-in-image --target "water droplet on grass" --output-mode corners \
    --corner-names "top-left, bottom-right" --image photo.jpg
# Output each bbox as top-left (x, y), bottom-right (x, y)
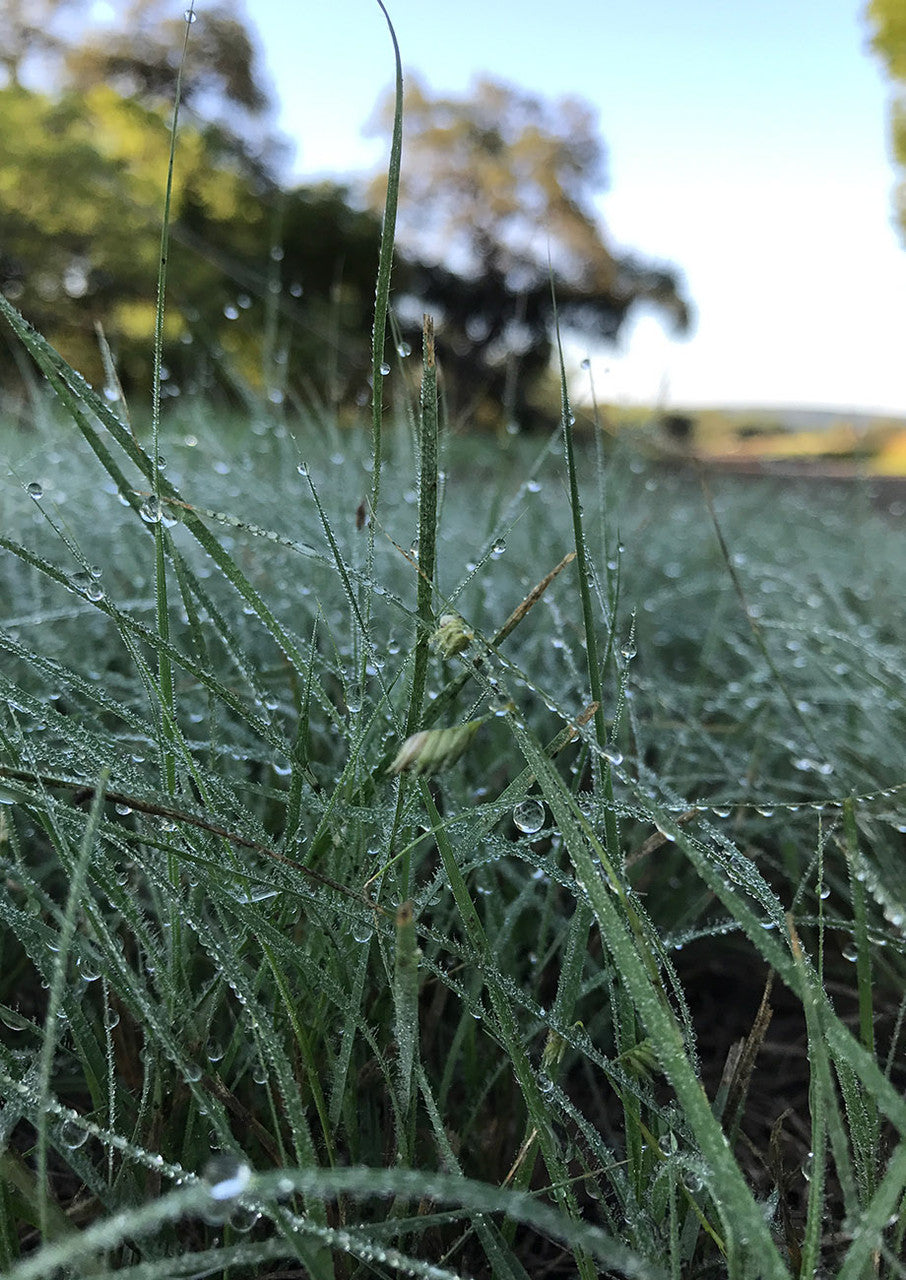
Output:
top-left (396, 341), bottom-right (411, 357)
top-left (379, 361), bottom-right (391, 376)
top-left (26, 482), bottom-right (43, 499)
top-left (351, 919), bottom-right (373, 944)
top-left (230, 1205), bottom-right (259, 1232)
top-left (620, 640), bottom-right (637, 660)
top-left (491, 539), bottom-right (506, 559)
top-left (61, 1119), bottom-right (88, 1149)
top-left (203, 1152), bottom-right (251, 1202)
top-left (139, 497), bottom-right (162, 524)
top-left (513, 799), bottom-right (545, 834)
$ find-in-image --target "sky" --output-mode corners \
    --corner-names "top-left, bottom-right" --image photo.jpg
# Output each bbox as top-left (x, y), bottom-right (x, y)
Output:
top-left (240, 0), bottom-right (906, 416)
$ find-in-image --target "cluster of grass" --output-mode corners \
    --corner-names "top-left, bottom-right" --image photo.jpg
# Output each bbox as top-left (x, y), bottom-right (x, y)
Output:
top-left (3, 11), bottom-right (906, 1279)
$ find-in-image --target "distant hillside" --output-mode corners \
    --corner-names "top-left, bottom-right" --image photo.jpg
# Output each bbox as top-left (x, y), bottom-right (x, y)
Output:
top-left (674, 405), bottom-right (906, 433)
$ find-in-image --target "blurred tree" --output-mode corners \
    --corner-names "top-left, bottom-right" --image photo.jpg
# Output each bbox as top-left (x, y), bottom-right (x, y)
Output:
top-left (0, 0), bottom-right (78, 88)
top-left (867, 0), bottom-right (906, 241)
top-left (63, 0), bottom-right (281, 179)
top-left (0, 83), bottom-right (264, 390)
top-left (369, 74), bottom-right (691, 429)
top-left (0, 82), bottom-right (380, 408)
top-left (0, 0), bottom-right (386, 413)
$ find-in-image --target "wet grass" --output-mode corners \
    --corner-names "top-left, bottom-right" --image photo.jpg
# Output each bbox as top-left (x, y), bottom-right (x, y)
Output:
top-left (2, 7), bottom-right (906, 1277)
top-left (2, 388), bottom-right (906, 1277)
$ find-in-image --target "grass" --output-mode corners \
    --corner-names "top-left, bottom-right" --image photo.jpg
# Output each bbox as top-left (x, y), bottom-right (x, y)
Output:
top-left (2, 11), bottom-right (906, 1278)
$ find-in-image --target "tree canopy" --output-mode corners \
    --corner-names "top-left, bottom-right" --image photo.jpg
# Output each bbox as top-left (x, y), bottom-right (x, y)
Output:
top-left (0, 80), bottom-right (381, 407)
top-left (0, 0), bottom-right (382, 410)
top-left (0, 4), bottom-right (694, 429)
top-left (369, 74), bottom-right (692, 428)
top-left (867, 0), bottom-right (906, 243)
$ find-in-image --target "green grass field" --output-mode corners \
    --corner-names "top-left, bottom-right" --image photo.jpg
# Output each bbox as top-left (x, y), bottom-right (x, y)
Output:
top-left (2, 8), bottom-right (906, 1274)
top-left (2, 389), bottom-right (906, 1278)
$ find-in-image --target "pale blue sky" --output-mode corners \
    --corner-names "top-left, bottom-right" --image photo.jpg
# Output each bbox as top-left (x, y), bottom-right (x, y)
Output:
top-left (242, 0), bottom-right (906, 415)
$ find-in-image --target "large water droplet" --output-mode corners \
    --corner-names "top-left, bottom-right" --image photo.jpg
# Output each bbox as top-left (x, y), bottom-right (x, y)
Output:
top-left (230, 1205), bottom-right (260, 1233)
top-left (351, 918), bottom-right (373, 944)
top-left (513, 799), bottom-right (545, 835)
top-left (26, 482), bottom-right (43, 499)
top-left (61, 1118), bottom-right (89, 1149)
top-left (203, 1153), bottom-right (251, 1202)
top-left (139, 496), bottom-right (162, 524)
top-left (379, 361), bottom-right (391, 376)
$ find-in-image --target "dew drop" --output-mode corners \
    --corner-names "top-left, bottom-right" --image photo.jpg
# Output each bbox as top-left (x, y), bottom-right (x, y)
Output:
top-left (184, 8), bottom-right (196, 21)
top-left (26, 482), bottom-right (43, 499)
top-left (396, 341), bottom-right (411, 358)
top-left (230, 1205), bottom-right (260, 1233)
top-left (139, 496), bottom-right (162, 524)
top-left (203, 1152), bottom-right (251, 1202)
top-left (351, 919), bottom-right (373, 944)
top-left (379, 361), bottom-right (391, 376)
top-left (490, 538), bottom-right (506, 559)
top-left (620, 640), bottom-right (637, 661)
top-left (513, 798), bottom-right (545, 835)
top-left (603, 745), bottom-right (624, 767)
top-left (61, 1119), bottom-right (89, 1149)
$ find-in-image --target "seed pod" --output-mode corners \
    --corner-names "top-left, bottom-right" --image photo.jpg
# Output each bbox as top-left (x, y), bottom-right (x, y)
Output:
top-left (387, 720), bottom-right (483, 776)
top-left (431, 613), bottom-right (473, 659)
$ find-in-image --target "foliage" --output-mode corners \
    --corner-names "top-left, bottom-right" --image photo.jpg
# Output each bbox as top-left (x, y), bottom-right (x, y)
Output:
top-left (867, 0), bottom-right (906, 242)
top-left (2, 10), bottom-right (906, 1276)
top-left (0, 0), bottom-right (80, 89)
top-left (369, 74), bottom-right (692, 428)
top-left (0, 0), bottom-right (387, 411)
top-left (3, 366), bottom-right (906, 1276)
top-left (0, 82), bottom-right (382, 409)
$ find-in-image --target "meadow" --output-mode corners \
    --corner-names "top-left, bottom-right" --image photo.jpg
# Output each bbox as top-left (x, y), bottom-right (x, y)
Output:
top-left (2, 13), bottom-right (906, 1278)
